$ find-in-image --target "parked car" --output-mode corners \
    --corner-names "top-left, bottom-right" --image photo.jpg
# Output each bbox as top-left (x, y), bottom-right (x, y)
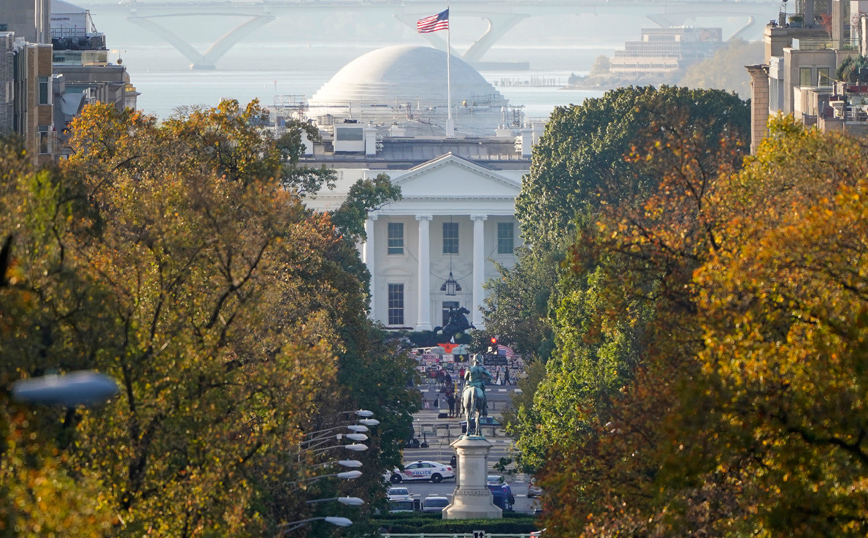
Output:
top-left (487, 475), bottom-right (513, 504)
top-left (460, 416), bottom-right (502, 433)
top-left (387, 499), bottom-right (416, 513)
top-left (421, 496), bottom-right (450, 512)
top-left (387, 487), bottom-right (412, 501)
top-left (527, 477), bottom-right (543, 498)
top-left (488, 486), bottom-right (514, 511)
top-left (387, 460), bottom-right (455, 483)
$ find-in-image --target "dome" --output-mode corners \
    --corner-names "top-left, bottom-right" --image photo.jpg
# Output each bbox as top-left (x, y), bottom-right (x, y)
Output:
top-left (310, 45), bottom-right (507, 109)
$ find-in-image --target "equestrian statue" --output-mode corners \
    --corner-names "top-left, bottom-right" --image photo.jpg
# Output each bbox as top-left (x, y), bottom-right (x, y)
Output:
top-left (433, 306), bottom-right (474, 341)
top-left (462, 354), bottom-right (493, 437)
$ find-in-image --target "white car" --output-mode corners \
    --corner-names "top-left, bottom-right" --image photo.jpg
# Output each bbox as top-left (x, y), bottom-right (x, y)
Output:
top-left (387, 460), bottom-right (455, 484)
top-left (387, 487), bottom-right (412, 501)
top-left (422, 496), bottom-right (450, 512)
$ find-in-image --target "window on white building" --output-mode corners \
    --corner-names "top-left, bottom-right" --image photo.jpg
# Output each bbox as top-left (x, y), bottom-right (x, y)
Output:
top-left (442, 301), bottom-right (460, 326)
top-left (443, 222), bottom-right (459, 254)
top-left (497, 222), bottom-right (514, 254)
top-left (388, 222), bottom-right (404, 255)
top-left (388, 283), bottom-right (404, 326)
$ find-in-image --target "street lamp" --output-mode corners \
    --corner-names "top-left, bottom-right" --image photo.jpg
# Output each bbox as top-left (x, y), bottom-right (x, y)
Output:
top-left (283, 470), bottom-right (363, 491)
top-left (277, 516), bottom-right (352, 534)
top-left (305, 496), bottom-right (365, 506)
top-left (309, 459), bottom-right (363, 470)
top-left (11, 371), bottom-right (119, 407)
top-left (346, 424), bottom-right (369, 433)
top-left (301, 433), bottom-right (369, 450)
top-left (305, 442), bottom-right (368, 456)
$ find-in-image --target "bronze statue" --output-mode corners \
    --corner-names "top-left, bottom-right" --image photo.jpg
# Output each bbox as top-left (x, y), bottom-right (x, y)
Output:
top-left (462, 354), bottom-right (493, 436)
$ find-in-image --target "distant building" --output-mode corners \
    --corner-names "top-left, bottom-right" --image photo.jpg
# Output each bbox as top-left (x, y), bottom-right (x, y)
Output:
top-left (50, 0), bottom-right (138, 157)
top-left (610, 26), bottom-right (723, 75)
top-left (308, 45), bottom-right (519, 138)
top-left (0, 0), bottom-right (51, 45)
top-left (0, 0), bottom-right (138, 163)
top-left (0, 31), bottom-right (55, 166)
top-left (745, 0), bottom-right (868, 153)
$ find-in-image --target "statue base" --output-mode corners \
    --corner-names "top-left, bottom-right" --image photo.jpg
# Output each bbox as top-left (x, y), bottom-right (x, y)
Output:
top-left (443, 436), bottom-right (502, 519)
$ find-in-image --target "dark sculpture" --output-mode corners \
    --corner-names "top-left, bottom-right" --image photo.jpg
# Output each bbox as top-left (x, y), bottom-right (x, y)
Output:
top-left (433, 306), bottom-right (474, 340)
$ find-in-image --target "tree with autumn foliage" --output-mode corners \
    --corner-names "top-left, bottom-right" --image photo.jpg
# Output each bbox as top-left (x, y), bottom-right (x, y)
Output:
top-left (0, 100), bottom-right (415, 537)
top-left (533, 116), bottom-right (868, 537)
top-left (501, 87), bottom-right (749, 474)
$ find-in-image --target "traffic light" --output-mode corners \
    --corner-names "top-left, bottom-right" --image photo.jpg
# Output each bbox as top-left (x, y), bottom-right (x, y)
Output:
top-left (487, 336), bottom-right (498, 353)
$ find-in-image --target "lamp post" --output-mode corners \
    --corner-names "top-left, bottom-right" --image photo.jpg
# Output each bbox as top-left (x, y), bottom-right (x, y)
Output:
top-left (309, 459), bottom-right (363, 470)
top-left (305, 496), bottom-right (364, 506)
top-left (277, 516), bottom-right (352, 534)
top-left (301, 432), bottom-right (368, 450)
top-left (304, 442), bottom-right (368, 456)
top-left (11, 371), bottom-right (119, 407)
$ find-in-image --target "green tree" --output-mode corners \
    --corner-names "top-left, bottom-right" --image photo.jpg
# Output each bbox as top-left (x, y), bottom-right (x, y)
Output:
top-left (533, 117), bottom-right (868, 537)
top-left (329, 173), bottom-right (402, 242)
top-left (482, 244), bottom-right (563, 362)
top-left (514, 85), bottom-right (750, 249)
top-left (529, 114), bottom-right (748, 536)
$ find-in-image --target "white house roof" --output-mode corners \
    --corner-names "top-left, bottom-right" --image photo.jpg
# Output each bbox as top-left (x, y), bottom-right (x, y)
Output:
top-left (304, 153), bottom-right (520, 216)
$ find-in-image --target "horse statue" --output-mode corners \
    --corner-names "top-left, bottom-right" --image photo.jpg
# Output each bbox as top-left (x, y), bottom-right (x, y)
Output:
top-left (461, 354), bottom-right (493, 437)
top-left (433, 306), bottom-right (474, 340)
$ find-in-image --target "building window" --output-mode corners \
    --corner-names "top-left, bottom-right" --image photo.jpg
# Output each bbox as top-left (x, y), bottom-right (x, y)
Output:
top-left (800, 67), bottom-right (812, 87)
top-left (497, 222), bottom-right (514, 254)
top-left (388, 222), bottom-right (404, 255)
top-left (388, 283), bottom-right (404, 325)
top-left (443, 222), bottom-right (459, 254)
top-left (818, 67), bottom-right (831, 86)
top-left (38, 125), bottom-right (50, 154)
top-left (38, 77), bottom-right (49, 105)
top-left (442, 301), bottom-right (460, 326)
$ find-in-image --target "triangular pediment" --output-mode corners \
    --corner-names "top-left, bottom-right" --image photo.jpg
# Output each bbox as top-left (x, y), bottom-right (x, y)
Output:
top-left (392, 154), bottom-right (521, 199)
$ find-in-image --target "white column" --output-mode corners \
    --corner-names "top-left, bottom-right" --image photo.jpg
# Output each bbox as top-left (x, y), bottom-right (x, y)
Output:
top-left (416, 215), bottom-right (433, 331)
top-left (471, 215), bottom-right (487, 328)
top-left (364, 214), bottom-right (377, 319)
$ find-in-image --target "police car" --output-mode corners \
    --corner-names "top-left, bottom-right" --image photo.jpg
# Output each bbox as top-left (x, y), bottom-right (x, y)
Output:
top-left (387, 460), bottom-right (455, 483)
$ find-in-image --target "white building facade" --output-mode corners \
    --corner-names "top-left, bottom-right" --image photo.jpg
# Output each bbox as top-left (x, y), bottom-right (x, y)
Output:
top-left (305, 153), bottom-right (524, 331)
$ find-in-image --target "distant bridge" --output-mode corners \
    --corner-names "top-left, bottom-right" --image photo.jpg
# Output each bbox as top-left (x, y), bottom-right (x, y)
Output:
top-left (85, 0), bottom-right (780, 69)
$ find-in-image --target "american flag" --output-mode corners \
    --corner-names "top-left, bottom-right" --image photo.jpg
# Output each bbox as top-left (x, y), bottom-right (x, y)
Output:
top-left (497, 344), bottom-right (515, 359)
top-left (417, 9), bottom-right (449, 34)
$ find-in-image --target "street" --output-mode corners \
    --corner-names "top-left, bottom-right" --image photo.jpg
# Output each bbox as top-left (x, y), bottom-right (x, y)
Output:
top-left (391, 380), bottom-right (539, 514)
top-left (388, 476), bottom-right (541, 515)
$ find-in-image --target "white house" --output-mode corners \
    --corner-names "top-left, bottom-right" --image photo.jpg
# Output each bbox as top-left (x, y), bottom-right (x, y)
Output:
top-left (305, 153), bottom-right (524, 331)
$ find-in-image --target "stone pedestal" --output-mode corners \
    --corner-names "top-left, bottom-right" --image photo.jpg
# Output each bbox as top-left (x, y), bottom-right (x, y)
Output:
top-left (443, 436), bottom-right (502, 519)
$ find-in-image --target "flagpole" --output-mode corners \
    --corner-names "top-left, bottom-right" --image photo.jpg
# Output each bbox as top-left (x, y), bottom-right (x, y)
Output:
top-left (445, 5), bottom-right (454, 138)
